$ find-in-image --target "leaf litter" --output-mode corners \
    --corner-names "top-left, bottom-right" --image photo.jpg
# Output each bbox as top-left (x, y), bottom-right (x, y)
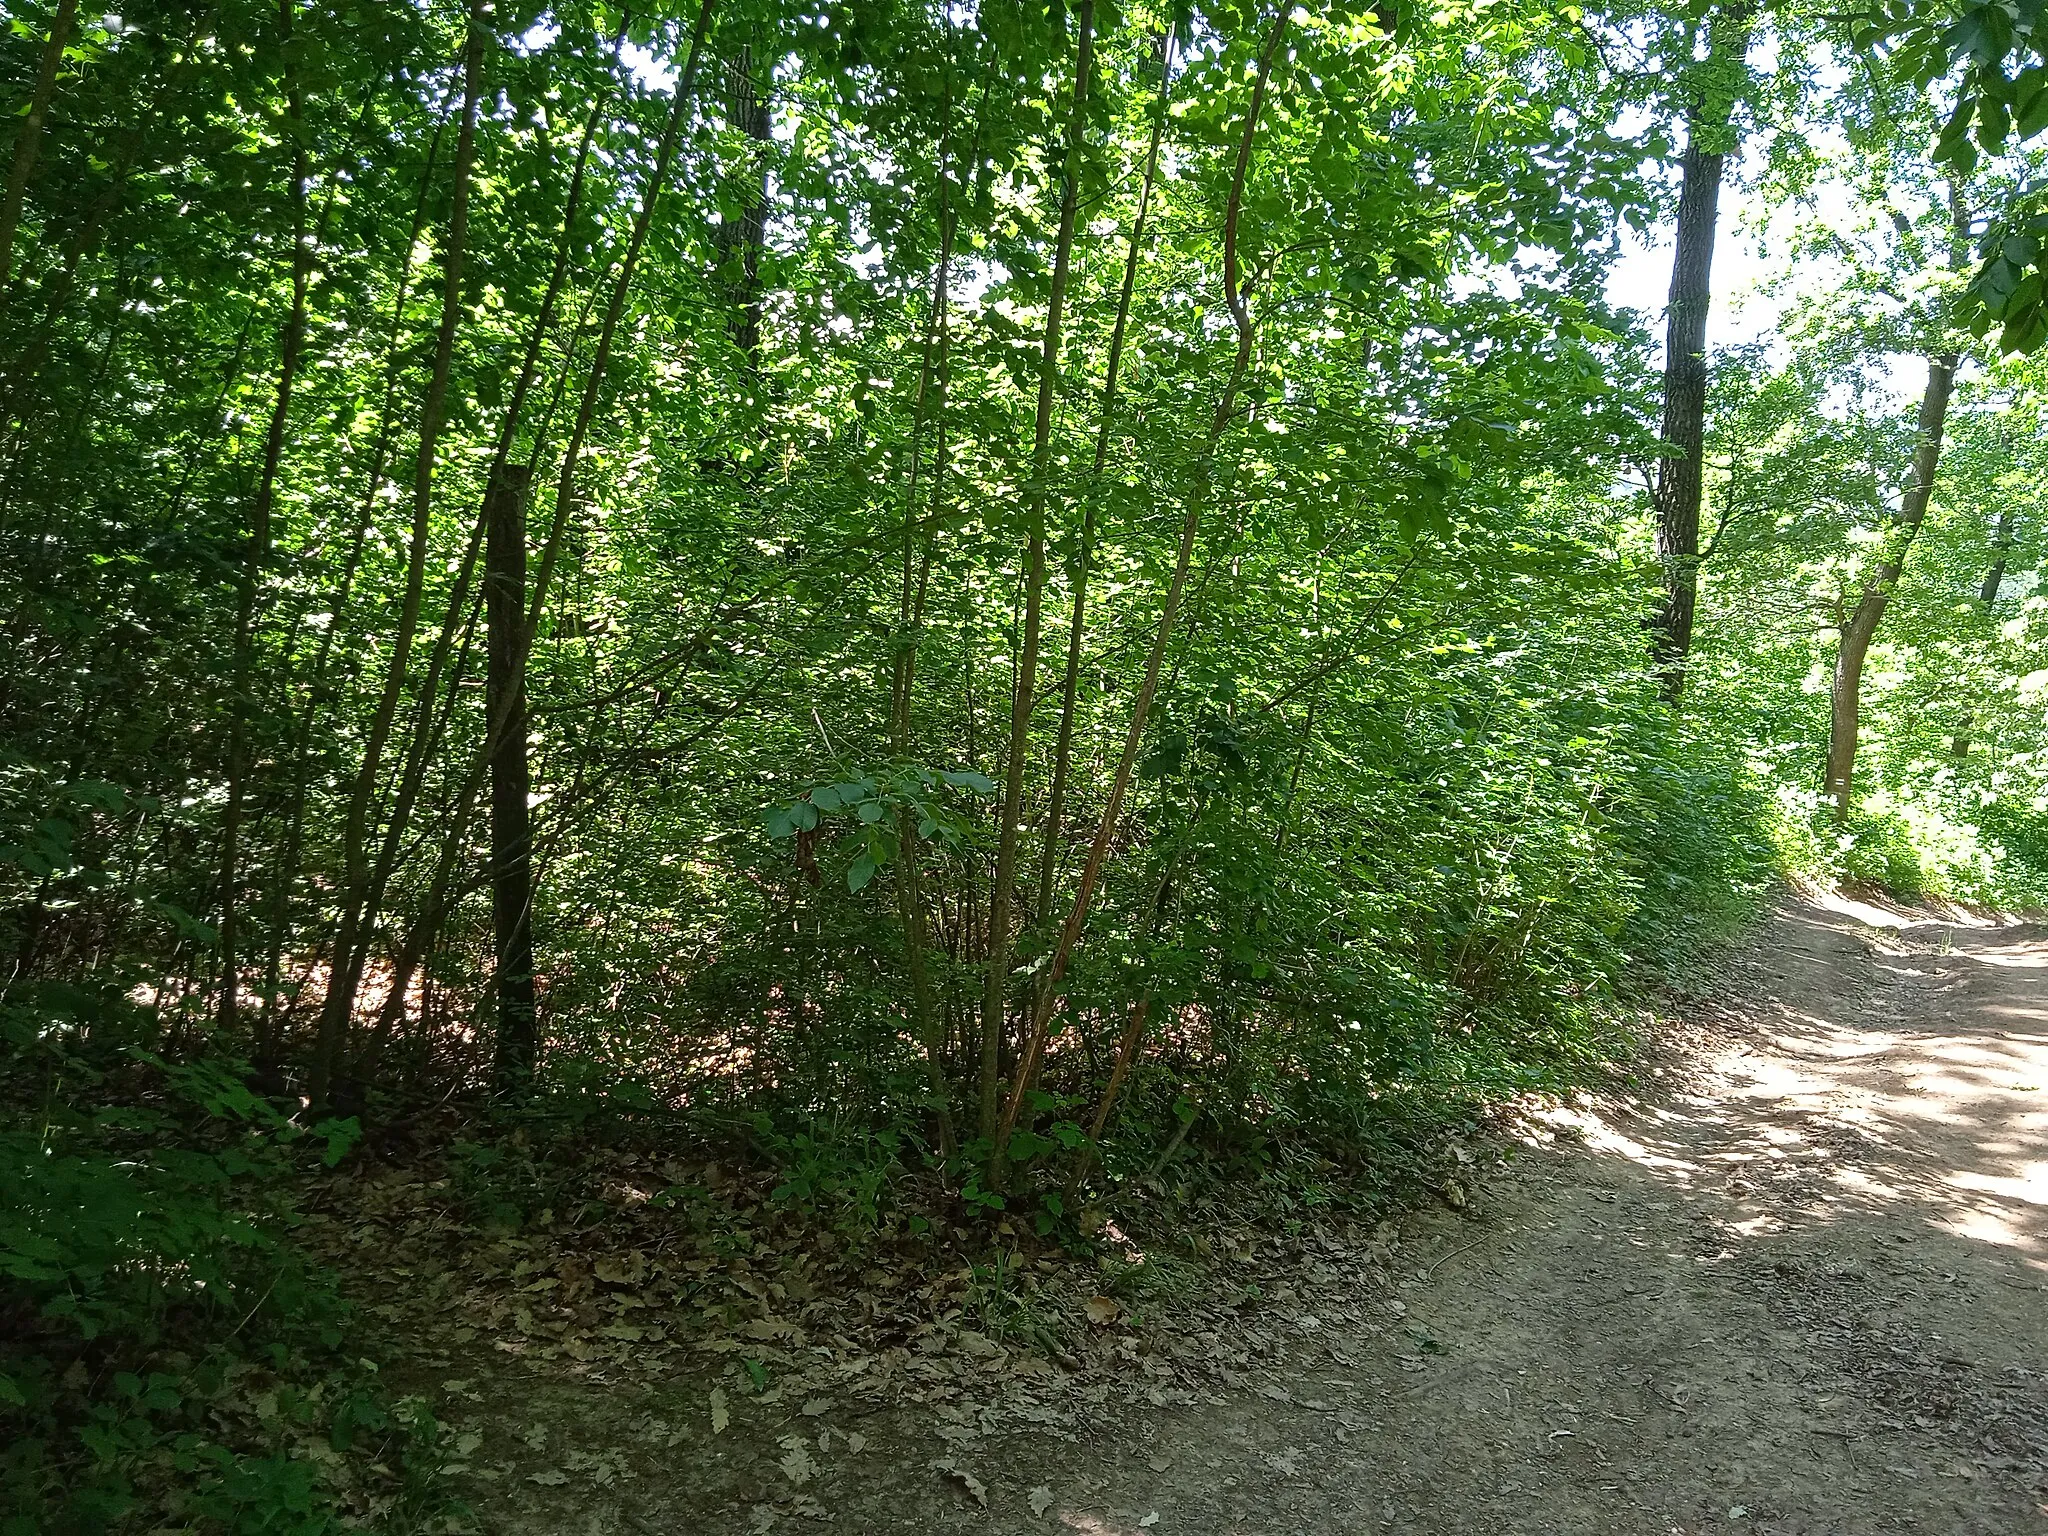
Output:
top-left (291, 1115), bottom-right (1492, 1528)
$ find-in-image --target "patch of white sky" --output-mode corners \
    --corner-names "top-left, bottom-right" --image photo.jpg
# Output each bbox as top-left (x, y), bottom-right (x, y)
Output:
top-left (516, 9), bottom-right (1941, 407)
top-left (1601, 46), bottom-right (1929, 414)
top-left (514, 17), bottom-right (677, 92)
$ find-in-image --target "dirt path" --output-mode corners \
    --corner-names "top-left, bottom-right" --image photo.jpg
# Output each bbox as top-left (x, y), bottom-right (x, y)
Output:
top-left (429, 897), bottom-right (2048, 1534)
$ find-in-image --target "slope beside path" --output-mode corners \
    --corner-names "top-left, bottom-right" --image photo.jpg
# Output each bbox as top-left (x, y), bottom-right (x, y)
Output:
top-left (396, 897), bottom-right (2048, 1533)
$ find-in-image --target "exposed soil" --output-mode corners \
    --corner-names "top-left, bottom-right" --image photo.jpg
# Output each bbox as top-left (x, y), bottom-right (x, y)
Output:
top-left (375, 895), bottom-right (2048, 1534)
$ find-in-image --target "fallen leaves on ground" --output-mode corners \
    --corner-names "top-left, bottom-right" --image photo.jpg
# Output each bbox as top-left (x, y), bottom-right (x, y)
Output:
top-left (288, 1119), bottom-right (1498, 1526)
top-left (931, 1457), bottom-right (988, 1507)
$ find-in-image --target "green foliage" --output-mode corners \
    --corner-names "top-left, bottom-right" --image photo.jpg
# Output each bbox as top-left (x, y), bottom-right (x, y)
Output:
top-left (749, 1112), bottom-right (907, 1231)
top-left (1975, 799), bottom-right (2048, 905)
top-left (1838, 804), bottom-right (1933, 896)
top-left (0, 991), bottom-right (453, 1533)
top-left (11, 7), bottom-right (2048, 1524)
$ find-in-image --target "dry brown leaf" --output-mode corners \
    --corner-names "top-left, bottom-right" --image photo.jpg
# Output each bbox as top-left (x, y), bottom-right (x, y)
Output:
top-left (1085, 1296), bottom-right (1120, 1327)
top-left (930, 1458), bottom-right (988, 1508)
top-left (778, 1439), bottom-right (816, 1486)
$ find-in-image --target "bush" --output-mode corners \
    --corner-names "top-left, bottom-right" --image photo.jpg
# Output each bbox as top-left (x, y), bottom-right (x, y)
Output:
top-left (0, 986), bottom-right (451, 1534)
top-left (1837, 804), bottom-right (1929, 897)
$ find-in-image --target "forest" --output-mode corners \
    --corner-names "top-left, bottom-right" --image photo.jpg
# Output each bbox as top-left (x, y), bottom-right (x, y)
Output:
top-left (6, 0), bottom-right (2048, 1527)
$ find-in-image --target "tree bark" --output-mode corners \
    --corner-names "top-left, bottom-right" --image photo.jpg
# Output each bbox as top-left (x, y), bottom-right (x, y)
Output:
top-left (1825, 351), bottom-right (1959, 816)
top-left (1648, 140), bottom-right (1725, 698)
top-left (1648, 3), bottom-right (1753, 699)
top-left (716, 40), bottom-right (771, 373)
top-left (487, 462), bottom-right (539, 1090)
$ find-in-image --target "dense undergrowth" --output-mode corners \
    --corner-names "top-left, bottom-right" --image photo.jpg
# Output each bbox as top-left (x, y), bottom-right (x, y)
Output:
top-left (0, 987), bottom-right (462, 1535)
top-left (3, 720), bottom-right (1771, 1532)
top-left (12, 0), bottom-right (2048, 1528)
top-left (0, 754), bottom-right (2027, 1531)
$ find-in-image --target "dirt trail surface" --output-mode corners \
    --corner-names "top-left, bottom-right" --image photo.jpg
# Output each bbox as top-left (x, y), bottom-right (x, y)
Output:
top-left (400, 897), bottom-right (2048, 1534)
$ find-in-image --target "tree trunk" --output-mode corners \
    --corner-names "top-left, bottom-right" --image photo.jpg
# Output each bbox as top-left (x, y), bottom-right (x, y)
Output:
top-left (220, 0), bottom-right (312, 1040)
top-left (338, 67), bottom-right (620, 1082)
top-left (888, 73), bottom-right (966, 1156)
top-left (997, 10), bottom-right (1288, 1160)
top-left (978, 0), bottom-right (1094, 1140)
top-left (1035, 27), bottom-right (1174, 924)
top-left (0, 0), bottom-right (78, 304)
top-left (716, 41), bottom-right (771, 373)
top-left (1648, 140), bottom-right (1725, 697)
top-left (314, 6), bottom-right (487, 1106)
top-left (487, 463), bottom-right (539, 1090)
top-left (1951, 507), bottom-right (2013, 757)
top-left (526, 0), bottom-right (716, 665)
top-left (1648, 3), bottom-right (1753, 699)
top-left (1826, 351), bottom-right (1959, 816)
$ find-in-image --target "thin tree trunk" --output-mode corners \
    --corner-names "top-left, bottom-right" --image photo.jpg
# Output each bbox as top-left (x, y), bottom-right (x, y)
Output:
top-left (345, 65), bottom-right (620, 1051)
top-left (1035, 27), bottom-right (1174, 924)
top-left (1827, 184), bottom-right (1971, 818)
top-left (314, 6), bottom-right (487, 1105)
top-left (978, 0), bottom-right (1095, 1140)
top-left (716, 40), bottom-right (771, 373)
top-left (355, 2), bottom-right (716, 1077)
top-left (317, 108), bottom-right (452, 686)
top-left (889, 78), bottom-right (963, 1155)
top-left (1068, 855), bottom-right (1178, 1189)
top-left (526, 0), bottom-right (715, 665)
top-left (1951, 507), bottom-right (2013, 757)
top-left (219, 0), bottom-right (313, 1041)
top-left (486, 463), bottom-right (539, 1089)
top-left (0, 0), bottom-right (78, 305)
top-left (259, 112), bottom-right (448, 1071)
top-left (1826, 350), bottom-right (1959, 816)
top-left (997, 10), bottom-right (1289, 1159)
top-left (407, 0), bottom-right (715, 1092)
top-left (1648, 2), bottom-right (1753, 699)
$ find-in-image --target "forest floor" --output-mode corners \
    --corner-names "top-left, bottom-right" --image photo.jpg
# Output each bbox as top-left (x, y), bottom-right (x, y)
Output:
top-left (331, 895), bottom-right (2048, 1534)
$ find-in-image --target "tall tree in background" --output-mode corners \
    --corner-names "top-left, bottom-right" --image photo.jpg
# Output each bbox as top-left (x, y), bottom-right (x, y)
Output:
top-left (1825, 185), bottom-right (1972, 817)
top-left (977, 0), bottom-right (1096, 1139)
top-left (486, 463), bottom-right (538, 1089)
top-left (1650, 0), bottom-right (1755, 698)
top-left (1951, 505), bottom-right (2015, 757)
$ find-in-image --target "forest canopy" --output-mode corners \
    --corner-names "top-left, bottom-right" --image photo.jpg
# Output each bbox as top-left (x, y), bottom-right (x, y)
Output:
top-left (8, 0), bottom-right (2048, 1524)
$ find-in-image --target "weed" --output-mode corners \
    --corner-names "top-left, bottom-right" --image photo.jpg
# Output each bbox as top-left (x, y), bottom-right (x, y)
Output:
top-left (964, 1253), bottom-right (1062, 1351)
